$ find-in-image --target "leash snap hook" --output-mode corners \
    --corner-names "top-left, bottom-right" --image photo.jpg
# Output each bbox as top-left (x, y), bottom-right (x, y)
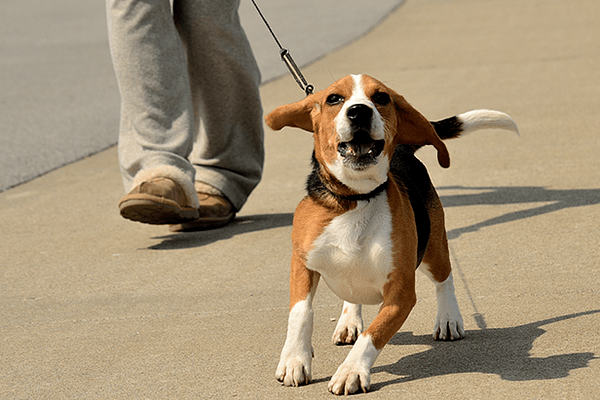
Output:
top-left (279, 48), bottom-right (314, 96)
top-left (250, 0), bottom-right (315, 96)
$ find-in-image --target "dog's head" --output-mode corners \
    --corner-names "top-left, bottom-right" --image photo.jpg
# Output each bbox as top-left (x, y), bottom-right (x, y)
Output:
top-left (266, 74), bottom-right (450, 194)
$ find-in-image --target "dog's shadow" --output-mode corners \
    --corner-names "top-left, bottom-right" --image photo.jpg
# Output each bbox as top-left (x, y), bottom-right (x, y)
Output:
top-left (147, 212), bottom-right (293, 250)
top-left (370, 310), bottom-right (600, 390)
top-left (439, 186), bottom-right (600, 240)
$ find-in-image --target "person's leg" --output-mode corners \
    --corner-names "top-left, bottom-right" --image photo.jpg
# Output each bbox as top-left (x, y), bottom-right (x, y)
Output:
top-left (107, 0), bottom-right (200, 222)
top-left (175, 0), bottom-right (265, 212)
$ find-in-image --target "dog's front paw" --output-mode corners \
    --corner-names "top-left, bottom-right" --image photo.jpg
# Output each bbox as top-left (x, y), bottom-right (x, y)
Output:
top-left (328, 363), bottom-right (370, 395)
top-left (276, 351), bottom-right (313, 387)
top-left (433, 310), bottom-right (465, 341)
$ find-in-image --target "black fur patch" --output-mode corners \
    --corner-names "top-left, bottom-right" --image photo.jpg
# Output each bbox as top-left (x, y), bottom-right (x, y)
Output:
top-left (389, 145), bottom-right (435, 267)
top-left (430, 116), bottom-right (463, 140)
top-left (305, 152), bottom-right (330, 199)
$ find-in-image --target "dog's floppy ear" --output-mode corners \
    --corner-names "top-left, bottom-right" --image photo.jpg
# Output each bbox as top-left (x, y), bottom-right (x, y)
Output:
top-left (392, 92), bottom-right (451, 168)
top-left (265, 92), bottom-right (321, 133)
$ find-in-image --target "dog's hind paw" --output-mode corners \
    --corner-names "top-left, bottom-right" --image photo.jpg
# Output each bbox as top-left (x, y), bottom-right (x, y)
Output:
top-left (433, 314), bottom-right (465, 341)
top-left (430, 271), bottom-right (466, 341)
top-left (332, 321), bottom-right (363, 345)
top-left (332, 302), bottom-right (364, 345)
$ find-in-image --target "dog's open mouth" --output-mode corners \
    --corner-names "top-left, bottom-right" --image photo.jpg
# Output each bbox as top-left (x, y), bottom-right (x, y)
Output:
top-left (337, 131), bottom-right (385, 170)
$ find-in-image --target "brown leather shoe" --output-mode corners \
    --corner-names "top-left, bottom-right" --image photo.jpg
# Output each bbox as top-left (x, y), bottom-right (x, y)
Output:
top-left (119, 177), bottom-right (200, 225)
top-left (169, 192), bottom-right (235, 232)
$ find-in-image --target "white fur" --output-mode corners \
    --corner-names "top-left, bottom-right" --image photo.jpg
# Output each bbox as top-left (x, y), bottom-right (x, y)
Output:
top-left (328, 334), bottom-right (380, 395)
top-left (332, 302), bottom-right (364, 345)
top-left (306, 194), bottom-right (394, 305)
top-left (276, 298), bottom-right (315, 386)
top-left (419, 266), bottom-right (465, 340)
top-left (458, 109), bottom-right (519, 136)
top-left (327, 155), bottom-right (389, 194)
top-left (132, 165), bottom-right (200, 208)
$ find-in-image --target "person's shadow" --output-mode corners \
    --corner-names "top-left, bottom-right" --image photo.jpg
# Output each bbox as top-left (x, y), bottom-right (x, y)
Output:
top-left (370, 310), bottom-right (599, 391)
top-left (439, 186), bottom-right (600, 240)
top-left (148, 212), bottom-right (293, 250)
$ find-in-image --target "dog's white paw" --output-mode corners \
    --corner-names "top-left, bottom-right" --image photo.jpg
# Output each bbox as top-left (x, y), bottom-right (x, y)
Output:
top-left (332, 322), bottom-right (362, 345)
top-left (332, 303), bottom-right (363, 345)
top-left (328, 363), bottom-right (371, 395)
top-left (277, 299), bottom-right (315, 386)
top-left (276, 351), bottom-right (313, 387)
top-left (433, 307), bottom-right (465, 341)
top-left (328, 334), bottom-right (379, 395)
top-left (423, 270), bottom-right (466, 341)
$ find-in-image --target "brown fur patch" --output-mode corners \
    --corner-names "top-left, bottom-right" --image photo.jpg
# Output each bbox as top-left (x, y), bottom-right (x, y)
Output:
top-left (288, 252), bottom-right (319, 310)
top-left (421, 195), bottom-right (452, 283)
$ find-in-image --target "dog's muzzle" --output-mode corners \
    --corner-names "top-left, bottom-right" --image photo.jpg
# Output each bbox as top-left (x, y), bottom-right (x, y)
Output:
top-left (337, 104), bottom-right (384, 169)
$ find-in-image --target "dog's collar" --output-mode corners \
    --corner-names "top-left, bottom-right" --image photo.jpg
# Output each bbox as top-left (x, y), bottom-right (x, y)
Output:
top-left (330, 180), bottom-right (389, 202)
top-left (307, 152), bottom-right (388, 203)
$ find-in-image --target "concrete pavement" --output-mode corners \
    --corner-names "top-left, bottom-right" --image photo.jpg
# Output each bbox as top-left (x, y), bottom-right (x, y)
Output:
top-left (1, 0), bottom-right (599, 398)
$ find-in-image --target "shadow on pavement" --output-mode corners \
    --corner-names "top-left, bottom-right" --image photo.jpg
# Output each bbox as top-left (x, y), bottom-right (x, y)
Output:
top-left (371, 310), bottom-right (600, 391)
top-left (148, 212), bottom-right (294, 250)
top-left (439, 186), bottom-right (600, 240)
top-left (147, 185), bottom-right (600, 248)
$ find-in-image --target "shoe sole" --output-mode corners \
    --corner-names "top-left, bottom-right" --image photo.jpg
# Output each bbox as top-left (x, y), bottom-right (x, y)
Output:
top-left (119, 197), bottom-right (199, 225)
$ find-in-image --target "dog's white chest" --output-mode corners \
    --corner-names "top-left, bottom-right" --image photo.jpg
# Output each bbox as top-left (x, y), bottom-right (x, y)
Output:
top-left (306, 194), bottom-right (394, 305)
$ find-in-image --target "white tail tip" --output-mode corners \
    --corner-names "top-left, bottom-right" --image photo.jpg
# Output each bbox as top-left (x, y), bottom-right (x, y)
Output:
top-left (458, 109), bottom-right (519, 136)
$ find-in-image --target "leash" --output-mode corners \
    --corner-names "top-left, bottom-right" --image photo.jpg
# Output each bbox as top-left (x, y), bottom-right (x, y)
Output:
top-left (249, 0), bottom-right (315, 96)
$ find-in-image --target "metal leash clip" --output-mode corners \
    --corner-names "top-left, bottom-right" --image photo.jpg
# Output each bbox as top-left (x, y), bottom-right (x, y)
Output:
top-left (279, 48), bottom-right (314, 96)
top-left (250, 0), bottom-right (315, 96)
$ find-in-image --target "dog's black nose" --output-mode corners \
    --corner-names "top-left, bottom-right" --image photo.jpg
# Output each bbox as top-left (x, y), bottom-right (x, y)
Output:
top-left (346, 104), bottom-right (373, 128)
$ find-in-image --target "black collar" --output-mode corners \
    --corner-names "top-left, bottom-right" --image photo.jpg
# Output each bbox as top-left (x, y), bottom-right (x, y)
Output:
top-left (330, 180), bottom-right (388, 202)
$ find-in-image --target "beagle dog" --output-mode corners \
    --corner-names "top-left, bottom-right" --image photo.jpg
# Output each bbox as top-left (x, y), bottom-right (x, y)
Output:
top-left (265, 74), bottom-right (518, 395)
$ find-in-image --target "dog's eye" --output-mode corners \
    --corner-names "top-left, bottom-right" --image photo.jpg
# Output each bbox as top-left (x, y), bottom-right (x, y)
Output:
top-left (372, 92), bottom-right (391, 106)
top-left (326, 94), bottom-right (344, 105)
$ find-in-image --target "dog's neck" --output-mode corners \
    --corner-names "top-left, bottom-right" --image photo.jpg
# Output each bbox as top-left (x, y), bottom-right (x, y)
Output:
top-left (306, 152), bottom-right (388, 207)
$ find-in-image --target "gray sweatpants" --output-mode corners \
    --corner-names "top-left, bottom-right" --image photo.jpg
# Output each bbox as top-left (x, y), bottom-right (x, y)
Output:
top-left (106, 0), bottom-right (264, 210)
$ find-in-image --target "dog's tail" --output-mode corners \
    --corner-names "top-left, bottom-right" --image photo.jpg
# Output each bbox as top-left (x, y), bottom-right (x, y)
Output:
top-left (430, 109), bottom-right (519, 140)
